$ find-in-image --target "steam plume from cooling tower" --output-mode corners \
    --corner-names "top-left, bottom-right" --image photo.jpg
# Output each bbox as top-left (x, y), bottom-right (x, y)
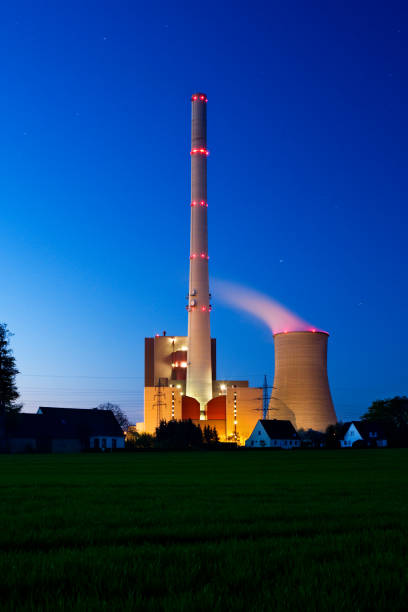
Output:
top-left (214, 280), bottom-right (316, 335)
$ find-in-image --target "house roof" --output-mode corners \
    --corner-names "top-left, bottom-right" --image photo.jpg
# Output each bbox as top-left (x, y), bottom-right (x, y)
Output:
top-left (259, 419), bottom-right (300, 440)
top-left (6, 408), bottom-right (124, 439)
top-left (38, 407), bottom-right (124, 437)
top-left (342, 421), bottom-right (387, 440)
top-left (6, 413), bottom-right (53, 438)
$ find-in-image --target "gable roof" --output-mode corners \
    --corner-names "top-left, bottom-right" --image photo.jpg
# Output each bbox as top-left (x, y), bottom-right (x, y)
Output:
top-left (259, 419), bottom-right (300, 440)
top-left (37, 407), bottom-right (124, 437)
top-left (6, 413), bottom-right (53, 438)
top-left (342, 421), bottom-right (387, 440)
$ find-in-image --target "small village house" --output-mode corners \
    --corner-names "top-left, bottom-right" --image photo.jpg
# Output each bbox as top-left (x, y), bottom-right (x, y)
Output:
top-left (340, 421), bottom-right (388, 448)
top-left (1, 407), bottom-right (125, 453)
top-left (245, 419), bottom-right (300, 449)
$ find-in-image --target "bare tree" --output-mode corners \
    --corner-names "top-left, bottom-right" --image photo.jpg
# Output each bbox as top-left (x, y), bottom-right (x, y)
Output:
top-left (97, 402), bottom-right (130, 431)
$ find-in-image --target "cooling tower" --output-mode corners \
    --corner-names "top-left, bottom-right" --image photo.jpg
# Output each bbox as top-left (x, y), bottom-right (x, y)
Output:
top-left (269, 331), bottom-right (337, 432)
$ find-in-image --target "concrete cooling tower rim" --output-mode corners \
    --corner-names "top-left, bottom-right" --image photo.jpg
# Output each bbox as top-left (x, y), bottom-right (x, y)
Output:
top-left (273, 330), bottom-right (330, 338)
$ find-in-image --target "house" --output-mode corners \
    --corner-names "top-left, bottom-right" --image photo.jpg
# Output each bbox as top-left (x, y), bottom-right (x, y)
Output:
top-left (1, 408), bottom-right (125, 453)
top-left (298, 429), bottom-right (326, 449)
top-left (37, 407), bottom-right (125, 450)
top-left (2, 413), bottom-right (64, 454)
top-left (245, 419), bottom-right (300, 449)
top-left (340, 421), bottom-right (388, 448)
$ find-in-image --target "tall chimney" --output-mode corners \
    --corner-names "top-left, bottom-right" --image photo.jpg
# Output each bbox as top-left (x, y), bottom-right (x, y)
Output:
top-left (186, 93), bottom-right (212, 417)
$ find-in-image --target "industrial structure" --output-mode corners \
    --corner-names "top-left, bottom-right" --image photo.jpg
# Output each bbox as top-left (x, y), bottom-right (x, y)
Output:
top-left (141, 94), bottom-right (337, 442)
top-left (186, 94), bottom-right (213, 416)
top-left (141, 94), bottom-right (262, 443)
top-left (269, 331), bottom-right (336, 431)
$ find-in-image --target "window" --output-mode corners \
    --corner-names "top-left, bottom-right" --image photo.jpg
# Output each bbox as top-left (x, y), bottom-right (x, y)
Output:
top-left (251, 441), bottom-right (254, 446)
top-left (112, 439), bottom-right (117, 450)
top-left (258, 430), bottom-right (261, 435)
top-left (94, 438), bottom-right (100, 449)
top-left (102, 438), bottom-right (107, 449)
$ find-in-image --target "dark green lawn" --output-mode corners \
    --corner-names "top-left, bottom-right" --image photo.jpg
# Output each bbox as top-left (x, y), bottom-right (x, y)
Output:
top-left (0, 449), bottom-right (407, 611)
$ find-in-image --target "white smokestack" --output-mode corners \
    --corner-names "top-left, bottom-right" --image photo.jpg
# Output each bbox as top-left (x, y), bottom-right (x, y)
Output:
top-left (186, 93), bottom-right (212, 416)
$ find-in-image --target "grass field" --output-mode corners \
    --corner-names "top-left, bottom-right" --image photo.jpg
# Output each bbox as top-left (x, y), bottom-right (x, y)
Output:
top-left (0, 449), bottom-right (407, 611)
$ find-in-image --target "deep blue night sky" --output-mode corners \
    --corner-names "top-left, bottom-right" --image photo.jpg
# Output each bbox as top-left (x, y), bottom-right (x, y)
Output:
top-left (2, 1), bottom-right (407, 423)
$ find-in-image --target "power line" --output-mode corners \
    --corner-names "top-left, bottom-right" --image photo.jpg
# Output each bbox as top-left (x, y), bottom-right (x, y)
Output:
top-left (18, 374), bottom-right (145, 380)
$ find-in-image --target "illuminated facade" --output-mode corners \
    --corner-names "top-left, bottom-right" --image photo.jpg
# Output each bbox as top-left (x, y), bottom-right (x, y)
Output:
top-left (143, 331), bottom-right (261, 442)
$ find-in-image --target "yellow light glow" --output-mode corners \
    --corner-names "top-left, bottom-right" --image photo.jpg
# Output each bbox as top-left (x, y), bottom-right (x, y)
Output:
top-left (176, 385), bottom-right (181, 389)
top-left (220, 384), bottom-right (226, 391)
top-left (181, 346), bottom-right (188, 351)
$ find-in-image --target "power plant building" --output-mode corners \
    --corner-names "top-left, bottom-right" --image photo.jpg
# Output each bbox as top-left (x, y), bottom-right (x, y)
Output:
top-left (143, 332), bottom-right (262, 443)
top-left (141, 94), bottom-right (337, 441)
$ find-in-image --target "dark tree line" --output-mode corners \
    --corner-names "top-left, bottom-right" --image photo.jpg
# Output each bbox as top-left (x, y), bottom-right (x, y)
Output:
top-left (126, 420), bottom-right (220, 450)
top-left (156, 420), bottom-right (219, 449)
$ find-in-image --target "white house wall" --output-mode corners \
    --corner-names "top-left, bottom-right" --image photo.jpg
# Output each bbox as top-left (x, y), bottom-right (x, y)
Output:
top-left (341, 423), bottom-right (362, 447)
top-left (245, 422), bottom-right (300, 449)
top-left (90, 436), bottom-right (125, 450)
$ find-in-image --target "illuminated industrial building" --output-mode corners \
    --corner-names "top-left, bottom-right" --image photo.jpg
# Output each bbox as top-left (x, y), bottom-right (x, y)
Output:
top-left (141, 94), bottom-right (262, 442)
top-left (143, 331), bottom-right (262, 443)
top-left (141, 94), bottom-right (337, 441)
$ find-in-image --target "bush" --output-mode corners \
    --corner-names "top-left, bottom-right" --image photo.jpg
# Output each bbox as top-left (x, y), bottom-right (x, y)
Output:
top-left (126, 432), bottom-right (155, 450)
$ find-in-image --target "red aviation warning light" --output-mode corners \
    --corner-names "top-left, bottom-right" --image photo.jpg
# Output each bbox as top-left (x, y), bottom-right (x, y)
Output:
top-left (190, 201), bottom-right (208, 207)
top-left (190, 253), bottom-right (209, 260)
top-left (191, 94), bottom-right (208, 102)
top-left (190, 148), bottom-right (209, 156)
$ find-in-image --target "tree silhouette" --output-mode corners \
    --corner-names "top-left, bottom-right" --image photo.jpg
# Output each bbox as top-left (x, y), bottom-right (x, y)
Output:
top-left (126, 431), bottom-right (155, 449)
top-left (0, 323), bottom-right (22, 415)
top-left (203, 424), bottom-right (219, 446)
top-left (97, 402), bottom-right (130, 431)
top-left (156, 419), bottom-right (203, 449)
top-left (325, 422), bottom-right (343, 449)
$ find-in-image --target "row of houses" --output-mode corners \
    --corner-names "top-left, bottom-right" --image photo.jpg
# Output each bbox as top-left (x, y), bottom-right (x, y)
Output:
top-left (0, 407), bottom-right (125, 453)
top-left (245, 419), bottom-right (388, 448)
top-left (0, 408), bottom-right (387, 453)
